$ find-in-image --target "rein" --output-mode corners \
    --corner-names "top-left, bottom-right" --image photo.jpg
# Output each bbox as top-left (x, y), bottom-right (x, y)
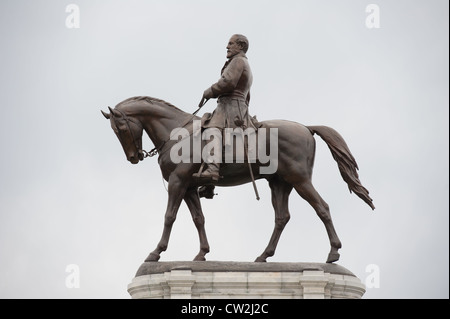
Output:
top-left (140, 98), bottom-right (209, 159)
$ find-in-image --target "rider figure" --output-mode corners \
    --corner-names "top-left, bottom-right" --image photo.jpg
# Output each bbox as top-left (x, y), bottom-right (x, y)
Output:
top-left (194, 34), bottom-right (254, 184)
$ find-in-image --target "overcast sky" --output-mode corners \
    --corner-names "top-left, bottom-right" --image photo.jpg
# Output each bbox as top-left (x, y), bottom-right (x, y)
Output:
top-left (0, 0), bottom-right (448, 299)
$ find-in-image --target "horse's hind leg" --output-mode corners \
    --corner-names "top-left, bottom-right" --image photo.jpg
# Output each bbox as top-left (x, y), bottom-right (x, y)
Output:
top-left (294, 180), bottom-right (342, 263)
top-left (255, 177), bottom-right (293, 262)
top-left (184, 188), bottom-right (210, 261)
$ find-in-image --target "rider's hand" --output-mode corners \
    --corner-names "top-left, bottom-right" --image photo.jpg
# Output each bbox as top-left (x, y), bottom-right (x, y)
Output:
top-left (203, 88), bottom-right (213, 100)
top-left (199, 88), bottom-right (213, 107)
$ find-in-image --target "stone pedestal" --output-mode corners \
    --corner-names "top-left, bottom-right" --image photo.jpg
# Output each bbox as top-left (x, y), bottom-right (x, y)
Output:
top-left (127, 261), bottom-right (365, 299)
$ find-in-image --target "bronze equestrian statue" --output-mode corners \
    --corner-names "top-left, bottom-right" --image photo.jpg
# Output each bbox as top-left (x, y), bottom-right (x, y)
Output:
top-left (101, 35), bottom-right (374, 264)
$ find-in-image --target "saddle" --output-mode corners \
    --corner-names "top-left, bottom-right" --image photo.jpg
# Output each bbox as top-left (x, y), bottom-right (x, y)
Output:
top-left (194, 113), bottom-right (262, 199)
top-left (198, 112), bottom-right (262, 162)
top-left (200, 112), bottom-right (262, 130)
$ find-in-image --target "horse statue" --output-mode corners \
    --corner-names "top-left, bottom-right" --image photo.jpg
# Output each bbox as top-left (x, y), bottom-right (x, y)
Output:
top-left (101, 96), bottom-right (374, 263)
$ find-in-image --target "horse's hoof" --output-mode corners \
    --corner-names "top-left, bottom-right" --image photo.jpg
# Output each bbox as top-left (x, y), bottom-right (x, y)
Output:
top-left (193, 255), bottom-right (206, 261)
top-left (326, 252), bottom-right (340, 263)
top-left (254, 257), bottom-right (267, 262)
top-left (145, 253), bottom-right (160, 262)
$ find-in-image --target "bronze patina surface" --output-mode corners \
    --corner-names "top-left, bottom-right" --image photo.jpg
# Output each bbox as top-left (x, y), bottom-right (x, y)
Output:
top-left (102, 35), bottom-right (374, 264)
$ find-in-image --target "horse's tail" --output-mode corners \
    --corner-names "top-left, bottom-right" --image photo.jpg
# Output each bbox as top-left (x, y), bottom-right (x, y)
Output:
top-left (308, 125), bottom-right (375, 210)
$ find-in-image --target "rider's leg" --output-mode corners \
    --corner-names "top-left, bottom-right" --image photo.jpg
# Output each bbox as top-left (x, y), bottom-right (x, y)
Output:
top-left (193, 128), bottom-right (221, 182)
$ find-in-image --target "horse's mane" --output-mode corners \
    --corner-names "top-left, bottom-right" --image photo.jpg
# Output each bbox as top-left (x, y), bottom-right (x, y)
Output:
top-left (118, 96), bottom-right (184, 113)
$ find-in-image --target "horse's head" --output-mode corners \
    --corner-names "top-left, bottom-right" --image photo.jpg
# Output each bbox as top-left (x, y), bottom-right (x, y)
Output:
top-left (101, 106), bottom-right (144, 164)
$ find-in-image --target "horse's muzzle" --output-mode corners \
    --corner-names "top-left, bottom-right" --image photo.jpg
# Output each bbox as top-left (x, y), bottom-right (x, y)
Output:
top-left (129, 157), bottom-right (139, 164)
top-left (128, 152), bottom-right (142, 164)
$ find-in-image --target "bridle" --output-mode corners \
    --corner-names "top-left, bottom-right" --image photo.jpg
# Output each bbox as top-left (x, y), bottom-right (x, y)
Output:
top-left (110, 98), bottom-right (209, 160)
top-left (111, 109), bottom-right (147, 160)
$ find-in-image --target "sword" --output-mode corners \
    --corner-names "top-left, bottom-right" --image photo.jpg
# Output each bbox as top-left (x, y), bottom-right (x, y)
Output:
top-left (240, 125), bottom-right (260, 201)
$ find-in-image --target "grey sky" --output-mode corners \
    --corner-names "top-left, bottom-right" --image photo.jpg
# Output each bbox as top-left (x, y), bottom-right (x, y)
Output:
top-left (0, 0), bottom-right (448, 298)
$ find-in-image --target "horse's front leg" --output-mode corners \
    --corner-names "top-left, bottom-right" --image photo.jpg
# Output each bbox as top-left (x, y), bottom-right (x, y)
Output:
top-left (145, 174), bottom-right (187, 262)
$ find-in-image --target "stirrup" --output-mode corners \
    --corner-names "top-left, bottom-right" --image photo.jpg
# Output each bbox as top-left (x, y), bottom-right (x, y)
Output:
top-left (198, 185), bottom-right (217, 199)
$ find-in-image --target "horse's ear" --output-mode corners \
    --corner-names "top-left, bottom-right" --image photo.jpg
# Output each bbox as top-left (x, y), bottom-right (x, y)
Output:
top-left (101, 110), bottom-right (110, 119)
top-left (108, 106), bottom-right (121, 118)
